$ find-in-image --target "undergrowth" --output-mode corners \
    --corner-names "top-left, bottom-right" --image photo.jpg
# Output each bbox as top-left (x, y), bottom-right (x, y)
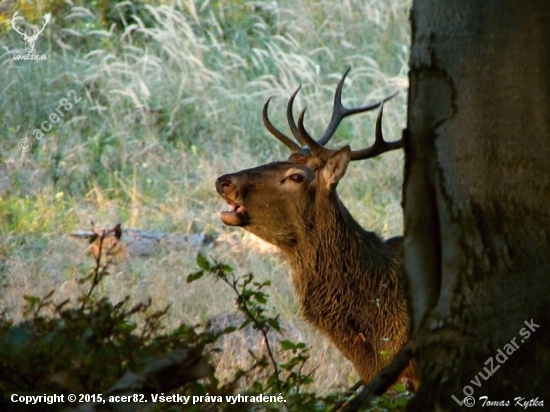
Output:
top-left (0, 228), bottom-right (410, 411)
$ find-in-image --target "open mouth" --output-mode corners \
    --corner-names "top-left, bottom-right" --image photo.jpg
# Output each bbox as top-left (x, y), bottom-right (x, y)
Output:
top-left (220, 199), bottom-right (249, 226)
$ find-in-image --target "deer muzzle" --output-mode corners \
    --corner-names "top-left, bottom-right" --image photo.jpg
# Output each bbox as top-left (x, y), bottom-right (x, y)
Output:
top-left (215, 174), bottom-right (250, 226)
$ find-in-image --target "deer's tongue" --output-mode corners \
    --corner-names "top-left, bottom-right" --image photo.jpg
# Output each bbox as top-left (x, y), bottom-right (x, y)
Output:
top-left (220, 202), bottom-right (248, 226)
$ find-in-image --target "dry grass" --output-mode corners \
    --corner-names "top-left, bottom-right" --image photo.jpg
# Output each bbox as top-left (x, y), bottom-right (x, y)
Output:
top-left (0, 0), bottom-right (410, 396)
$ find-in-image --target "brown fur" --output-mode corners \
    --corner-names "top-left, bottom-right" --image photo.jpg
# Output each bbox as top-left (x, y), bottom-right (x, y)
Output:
top-left (87, 224), bottom-right (125, 263)
top-left (216, 149), bottom-right (415, 386)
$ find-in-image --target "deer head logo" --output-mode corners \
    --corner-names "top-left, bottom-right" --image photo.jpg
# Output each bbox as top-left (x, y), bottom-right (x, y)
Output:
top-left (11, 11), bottom-right (51, 54)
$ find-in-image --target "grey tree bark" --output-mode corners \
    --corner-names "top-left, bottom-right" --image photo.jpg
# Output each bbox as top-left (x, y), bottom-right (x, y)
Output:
top-left (405, 1), bottom-right (550, 409)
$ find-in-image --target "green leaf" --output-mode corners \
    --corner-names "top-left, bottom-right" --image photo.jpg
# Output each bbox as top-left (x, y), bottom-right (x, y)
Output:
top-left (196, 254), bottom-right (211, 270)
top-left (23, 295), bottom-right (40, 305)
top-left (280, 357), bottom-right (301, 370)
top-left (254, 292), bottom-right (267, 304)
top-left (187, 270), bottom-right (204, 283)
top-left (394, 396), bottom-right (410, 407)
top-left (117, 321), bottom-right (137, 333)
top-left (268, 318), bottom-right (282, 333)
top-left (393, 382), bottom-right (406, 392)
top-left (238, 319), bottom-right (252, 330)
top-left (221, 263), bottom-right (234, 273)
top-left (234, 368), bottom-right (246, 381)
top-left (221, 326), bottom-right (237, 334)
top-left (280, 340), bottom-right (296, 350)
top-left (301, 376), bottom-right (314, 385)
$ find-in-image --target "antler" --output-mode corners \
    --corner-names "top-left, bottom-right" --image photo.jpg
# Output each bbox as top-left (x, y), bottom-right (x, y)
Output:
top-left (263, 69), bottom-right (403, 161)
top-left (30, 13), bottom-right (51, 41)
top-left (263, 98), bottom-right (301, 153)
top-left (11, 11), bottom-right (51, 54)
top-left (11, 11), bottom-right (27, 37)
top-left (297, 100), bottom-right (403, 161)
top-left (262, 85), bottom-right (308, 151)
top-left (317, 68), bottom-right (398, 146)
top-left (349, 101), bottom-right (403, 160)
top-left (297, 107), bottom-right (335, 159)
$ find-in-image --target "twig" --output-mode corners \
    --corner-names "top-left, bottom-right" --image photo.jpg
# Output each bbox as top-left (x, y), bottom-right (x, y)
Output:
top-left (341, 341), bottom-right (415, 412)
top-left (82, 228), bottom-right (106, 309)
top-left (329, 381), bottom-right (363, 412)
top-left (295, 357), bottom-right (307, 394)
top-left (218, 268), bottom-right (283, 393)
top-left (219, 357), bottom-right (266, 393)
top-left (81, 224), bottom-right (120, 310)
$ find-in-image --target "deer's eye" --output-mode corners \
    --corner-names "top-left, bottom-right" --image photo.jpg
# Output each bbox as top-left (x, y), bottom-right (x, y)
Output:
top-left (289, 174), bottom-right (305, 183)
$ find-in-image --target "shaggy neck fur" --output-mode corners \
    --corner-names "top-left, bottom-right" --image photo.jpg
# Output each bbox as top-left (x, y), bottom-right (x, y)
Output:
top-left (286, 192), bottom-right (402, 312)
top-left (278, 191), bottom-right (410, 382)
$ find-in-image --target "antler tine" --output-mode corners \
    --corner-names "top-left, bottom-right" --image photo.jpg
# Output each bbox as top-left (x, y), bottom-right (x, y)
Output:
top-left (317, 67), bottom-right (399, 146)
top-left (11, 11), bottom-right (26, 36)
top-left (349, 101), bottom-right (403, 161)
top-left (37, 13), bottom-right (52, 36)
top-left (263, 97), bottom-right (301, 153)
top-left (285, 86), bottom-right (307, 146)
top-left (297, 107), bottom-right (334, 159)
top-left (316, 67), bottom-right (351, 146)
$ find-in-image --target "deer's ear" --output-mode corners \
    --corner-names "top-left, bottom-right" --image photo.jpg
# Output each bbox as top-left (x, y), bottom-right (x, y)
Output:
top-left (320, 145), bottom-right (351, 190)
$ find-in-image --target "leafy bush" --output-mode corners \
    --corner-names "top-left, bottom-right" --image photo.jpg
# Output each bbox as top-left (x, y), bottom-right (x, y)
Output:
top-left (0, 227), bottom-right (208, 402)
top-left (0, 228), bottom-right (409, 411)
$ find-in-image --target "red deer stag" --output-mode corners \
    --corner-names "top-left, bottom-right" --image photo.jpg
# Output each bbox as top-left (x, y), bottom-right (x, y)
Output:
top-left (215, 69), bottom-right (415, 387)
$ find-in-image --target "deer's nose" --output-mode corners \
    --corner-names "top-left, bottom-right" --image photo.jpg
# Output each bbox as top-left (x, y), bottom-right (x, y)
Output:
top-left (216, 175), bottom-right (236, 195)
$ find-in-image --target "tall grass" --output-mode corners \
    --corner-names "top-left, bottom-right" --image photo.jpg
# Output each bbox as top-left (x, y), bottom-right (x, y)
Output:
top-left (0, 0), bottom-right (410, 394)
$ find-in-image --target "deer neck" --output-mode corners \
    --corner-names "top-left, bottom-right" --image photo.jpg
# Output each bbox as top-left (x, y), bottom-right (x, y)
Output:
top-left (284, 192), bottom-right (398, 303)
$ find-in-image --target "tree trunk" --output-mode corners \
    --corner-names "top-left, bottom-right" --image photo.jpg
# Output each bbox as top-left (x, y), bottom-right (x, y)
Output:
top-left (405, 1), bottom-right (550, 409)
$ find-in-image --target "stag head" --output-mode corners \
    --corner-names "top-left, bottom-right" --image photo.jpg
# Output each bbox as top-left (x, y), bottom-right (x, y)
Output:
top-left (216, 69), bottom-right (402, 252)
top-left (12, 11), bottom-right (51, 54)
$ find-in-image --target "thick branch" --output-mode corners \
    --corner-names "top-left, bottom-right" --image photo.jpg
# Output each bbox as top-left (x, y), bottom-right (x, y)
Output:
top-left (340, 342), bottom-right (415, 412)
